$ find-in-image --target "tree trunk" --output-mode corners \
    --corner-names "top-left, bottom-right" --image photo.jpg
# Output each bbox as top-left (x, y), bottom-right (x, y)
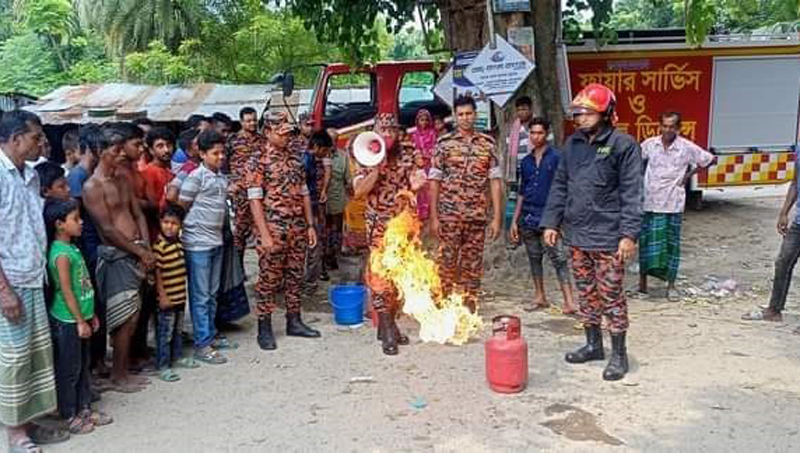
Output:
top-left (435, 0), bottom-right (489, 51)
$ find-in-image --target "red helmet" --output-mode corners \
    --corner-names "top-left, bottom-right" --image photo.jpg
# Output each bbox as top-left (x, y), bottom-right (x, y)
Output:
top-left (571, 83), bottom-right (616, 116)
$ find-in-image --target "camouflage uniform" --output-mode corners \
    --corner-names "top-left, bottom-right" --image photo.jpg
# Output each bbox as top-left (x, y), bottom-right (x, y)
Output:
top-left (228, 130), bottom-right (264, 253)
top-left (245, 142), bottom-right (310, 315)
top-left (429, 130), bottom-right (502, 311)
top-left (356, 116), bottom-right (425, 315)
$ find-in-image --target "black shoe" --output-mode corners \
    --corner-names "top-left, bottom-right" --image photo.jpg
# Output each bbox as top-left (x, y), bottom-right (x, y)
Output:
top-left (257, 315), bottom-right (277, 350)
top-left (378, 312), bottom-right (398, 355)
top-left (603, 332), bottom-right (629, 381)
top-left (286, 313), bottom-right (321, 338)
top-left (320, 271), bottom-right (330, 282)
top-left (565, 325), bottom-right (605, 364)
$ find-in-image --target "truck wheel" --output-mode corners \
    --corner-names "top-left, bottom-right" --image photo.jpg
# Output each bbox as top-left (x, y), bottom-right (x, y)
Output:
top-left (687, 190), bottom-right (703, 211)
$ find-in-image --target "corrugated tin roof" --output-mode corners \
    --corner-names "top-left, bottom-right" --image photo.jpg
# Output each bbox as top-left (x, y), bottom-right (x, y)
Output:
top-left (26, 83), bottom-right (272, 124)
top-left (0, 92), bottom-right (38, 112)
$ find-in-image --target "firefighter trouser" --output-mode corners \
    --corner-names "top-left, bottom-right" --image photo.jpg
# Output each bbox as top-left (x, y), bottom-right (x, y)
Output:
top-left (254, 219), bottom-right (307, 316)
top-left (571, 248), bottom-right (629, 333)
top-left (437, 220), bottom-right (486, 312)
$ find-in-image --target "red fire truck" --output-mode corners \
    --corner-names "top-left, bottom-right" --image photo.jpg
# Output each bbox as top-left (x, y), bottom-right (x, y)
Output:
top-left (277, 31), bottom-right (800, 210)
top-left (567, 32), bottom-right (800, 207)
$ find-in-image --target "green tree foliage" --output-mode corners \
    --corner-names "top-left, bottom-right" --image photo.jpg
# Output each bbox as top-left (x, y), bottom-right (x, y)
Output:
top-left (77, 0), bottom-right (202, 56)
top-left (284, 0), bottom-right (436, 65)
top-left (609, 0), bottom-right (686, 30)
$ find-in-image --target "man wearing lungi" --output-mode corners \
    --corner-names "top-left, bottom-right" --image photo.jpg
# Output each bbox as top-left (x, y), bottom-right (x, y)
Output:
top-left (83, 122), bottom-right (155, 393)
top-left (0, 110), bottom-right (69, 452)
top-left (638, 112), bottom-right (714, 300)
top-left (541, 84), bottom-right (643, 381)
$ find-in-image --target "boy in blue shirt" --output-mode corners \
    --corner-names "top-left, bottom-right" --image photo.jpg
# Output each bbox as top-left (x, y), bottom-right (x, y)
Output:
top-left (510, 118), bottom-right (576, 314)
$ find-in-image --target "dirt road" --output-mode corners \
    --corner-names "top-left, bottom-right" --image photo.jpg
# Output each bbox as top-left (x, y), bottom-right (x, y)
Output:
top-left (29, 190), bottom-right (800, 452)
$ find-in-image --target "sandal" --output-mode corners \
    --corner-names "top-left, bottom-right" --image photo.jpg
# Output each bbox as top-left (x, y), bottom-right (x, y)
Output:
top-left (28, 424), bottom-right (70, 445)
top-left (67, 415), bottom-right (95, 435)
top-left (9, 437), bottom-right (41, 453)
top-left (174, 357), bottom-right (200, 369)
top-left (158, 368), bottom-right (181, 382)
top-left (80, 409), bottom-right (114, 426)
top-left (193, 347), bottom-right (228, 365)
top-left (212, 336), bottom-right (238, 350)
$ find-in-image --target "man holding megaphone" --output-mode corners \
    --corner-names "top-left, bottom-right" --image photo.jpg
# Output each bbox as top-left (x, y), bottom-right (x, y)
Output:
top-left (353, 113), bottom-right (426, 356)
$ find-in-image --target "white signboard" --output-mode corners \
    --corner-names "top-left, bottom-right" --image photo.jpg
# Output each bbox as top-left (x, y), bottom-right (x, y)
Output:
top-left (464, 35), bottom-right (535, 108)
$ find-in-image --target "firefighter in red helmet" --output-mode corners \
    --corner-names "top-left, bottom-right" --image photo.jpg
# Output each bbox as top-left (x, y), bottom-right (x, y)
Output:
top-left (540, 83), bottom-right (643, 381)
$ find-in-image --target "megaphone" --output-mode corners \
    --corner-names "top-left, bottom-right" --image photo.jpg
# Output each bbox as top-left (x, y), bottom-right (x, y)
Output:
top-left (352, 131), bottom-right (386, 167)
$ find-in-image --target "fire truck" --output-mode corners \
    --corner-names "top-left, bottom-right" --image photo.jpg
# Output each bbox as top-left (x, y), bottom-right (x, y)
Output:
top-left (568, 31), bottom-right (800, 207)
top-left (273, 61), bottom-right (451, 148)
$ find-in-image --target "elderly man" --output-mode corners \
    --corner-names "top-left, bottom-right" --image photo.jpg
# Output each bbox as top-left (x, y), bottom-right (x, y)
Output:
top-left (639, 111), bottom-right (714, 300)
top-left (0, 110), bottom-right (69, 452)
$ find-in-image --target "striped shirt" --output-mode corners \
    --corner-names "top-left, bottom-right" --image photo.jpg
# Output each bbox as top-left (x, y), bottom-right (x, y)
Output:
top-left (179, 164), bottom-right (227, 251)
top-left (152, 235), bottom-right (187, 308)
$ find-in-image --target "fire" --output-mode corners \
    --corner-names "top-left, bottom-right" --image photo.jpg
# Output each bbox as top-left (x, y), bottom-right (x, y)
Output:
top-left (370, 199), bottom-right (483, 345)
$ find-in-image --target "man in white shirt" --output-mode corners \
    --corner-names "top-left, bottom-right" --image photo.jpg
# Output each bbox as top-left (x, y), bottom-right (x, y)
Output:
top-left (639, 111), bottom-right (714, 300)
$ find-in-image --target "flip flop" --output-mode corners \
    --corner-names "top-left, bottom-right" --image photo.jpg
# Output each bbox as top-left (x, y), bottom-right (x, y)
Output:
top-left (28, 425), bottom-right (70, 445)
top-left (158, 368), bottom-right (181, 382)
top-left (175, 357), bottom-right (200, 369)
top-left (9, 437), bottom-right (41, 453)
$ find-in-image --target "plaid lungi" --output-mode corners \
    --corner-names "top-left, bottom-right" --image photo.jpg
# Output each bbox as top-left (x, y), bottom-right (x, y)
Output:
top-left (0, 287), bottom-right (57, 426)
top-left (639, 212), bottom-right (682, 283)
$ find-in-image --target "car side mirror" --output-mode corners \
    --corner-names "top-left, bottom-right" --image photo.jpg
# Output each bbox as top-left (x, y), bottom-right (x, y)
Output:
top-left (282, 73), bottom-right (294, 98)
top-left (270, 72), bottom-right (295, 98)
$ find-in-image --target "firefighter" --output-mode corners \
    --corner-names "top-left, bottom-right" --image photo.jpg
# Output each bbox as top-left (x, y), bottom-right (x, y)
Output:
top-left (540, 83), bottom-right (643, 381)
top-left (245, 113), bottom-right (320, 350)
top-left (353, 113), bottom-right (426, 355)
top-left (429, 95), bottom-right (504, 314)
top-left (227, 107), bottom-right (264, 261)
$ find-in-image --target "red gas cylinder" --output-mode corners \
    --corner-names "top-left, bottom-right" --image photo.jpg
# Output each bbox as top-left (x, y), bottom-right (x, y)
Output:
top-left (485, 315), bottom-right (528, 393)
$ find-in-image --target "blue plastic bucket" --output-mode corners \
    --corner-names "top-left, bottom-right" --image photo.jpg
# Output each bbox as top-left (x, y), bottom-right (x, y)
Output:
top-left (329, 284), bottom-right (367, 326)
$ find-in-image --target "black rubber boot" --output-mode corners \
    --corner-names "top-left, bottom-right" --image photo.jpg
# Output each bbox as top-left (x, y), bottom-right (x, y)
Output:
top-left (376, 310), bottom-right (409, 346)
top-left (565, 325), bottom-right (605, 363)
top-left (286, 313), bottom-right (321, 338)
top-left (603, 332), bottom-right (629, 381)
top-left (257, 315), bottom-right (277, 350)
top-left (378, 312), bottom-right (398, 355)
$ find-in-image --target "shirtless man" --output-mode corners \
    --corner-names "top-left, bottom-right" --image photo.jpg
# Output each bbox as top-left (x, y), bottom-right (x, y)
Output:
top-left (83, 122), bottom-right (154, 392)
top-left (112, 123), bottom-right (155, 367)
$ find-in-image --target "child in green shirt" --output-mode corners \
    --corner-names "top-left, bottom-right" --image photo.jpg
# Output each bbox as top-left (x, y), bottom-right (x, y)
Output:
top-left (44, 199), bottom-right (112, 435)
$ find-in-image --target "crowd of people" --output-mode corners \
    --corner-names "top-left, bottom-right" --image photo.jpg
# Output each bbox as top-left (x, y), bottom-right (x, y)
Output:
top-left (2, 81), bottom-right (800, 451)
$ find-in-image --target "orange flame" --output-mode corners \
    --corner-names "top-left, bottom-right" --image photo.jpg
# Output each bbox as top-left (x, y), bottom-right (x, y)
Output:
top-left (370, 202), bottom-right (483, 345)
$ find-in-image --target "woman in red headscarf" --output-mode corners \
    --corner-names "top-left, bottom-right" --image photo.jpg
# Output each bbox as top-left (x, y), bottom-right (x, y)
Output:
top-left (411, 109), bottom-right (438, 222)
